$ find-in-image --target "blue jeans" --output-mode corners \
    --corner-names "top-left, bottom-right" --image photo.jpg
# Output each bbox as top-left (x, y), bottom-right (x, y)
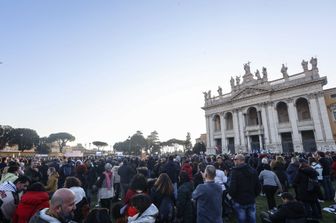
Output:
top-left (233, 202), bottom-right (256, 223)
top-left (321, 176), bottom-right (334, 201)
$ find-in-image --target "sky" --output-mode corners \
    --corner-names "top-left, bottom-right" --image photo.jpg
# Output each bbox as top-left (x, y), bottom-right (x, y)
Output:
top-left (1, 0), bottom-right (336, 149)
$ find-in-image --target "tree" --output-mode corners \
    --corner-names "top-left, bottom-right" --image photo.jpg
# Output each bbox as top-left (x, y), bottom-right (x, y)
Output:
top-left (130, 131), bottom-right (147, 155)
top-left (92, 141), bottom-right (108, 151)
top-left (7, 128), bottom-right (39, 151)
top-left (192, 142), bottom-right (206, 154)
top-left (146, 131), bottom-right (161, 154)
top-left (160, 138), bottom-right (186, 147)
top-left (0, 125), bottom-right (13, 150)
top-left (36, 137), bottom-right (51, 154)
top-left (185, 132), bottom-right (192, 153)
top-left (47, 132), bottom-right (75, 153)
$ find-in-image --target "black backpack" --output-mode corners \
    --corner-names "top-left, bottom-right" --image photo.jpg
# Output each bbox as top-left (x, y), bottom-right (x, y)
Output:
top-left (157, 196), bottom-right (175, 223)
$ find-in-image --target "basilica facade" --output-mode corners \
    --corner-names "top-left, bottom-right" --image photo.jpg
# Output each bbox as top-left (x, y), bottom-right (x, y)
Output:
top-left (202, 58), bottom-right (336, 154)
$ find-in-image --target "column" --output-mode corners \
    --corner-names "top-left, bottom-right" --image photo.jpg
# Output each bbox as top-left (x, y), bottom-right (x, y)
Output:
top-left (209, 115), bottom-right (215, 148)
top-left (257, 110), bottom-right (262, 126)
top-left (259, 134), bottom-right (264, 150)
top-left (317, 93), bottom-right (335, 143)
top-left (261, 103), bottom-right (270, 145)
top-left (267, 102), bottom-right (277, 145)
top-left (268, 102), bottom-right (282, 151)
top-left (247, 135), bottom-right (251, 151)
top-left (220, 113), bottom-right (227, 153)
top-left (308, 94), bottom-right (324, 142)
top-left (205, 115), bottom-right (211, 148)
top-left (238, 109), bottom-right (246, 151)
top-left (232, 109), bottom-right (240, 151)
top-left (287, 99), bottom-right (302, 152)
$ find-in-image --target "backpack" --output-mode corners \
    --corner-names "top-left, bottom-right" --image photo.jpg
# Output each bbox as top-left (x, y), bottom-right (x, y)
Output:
top-left (157, 196), bottom-right (175, 222)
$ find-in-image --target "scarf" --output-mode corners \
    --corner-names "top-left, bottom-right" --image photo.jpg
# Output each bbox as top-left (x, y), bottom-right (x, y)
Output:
top-left (104, 171), bottom-right (113, 189)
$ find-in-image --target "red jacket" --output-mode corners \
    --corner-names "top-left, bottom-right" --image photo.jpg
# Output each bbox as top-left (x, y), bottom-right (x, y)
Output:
top-left (12, 191), bottom-right (50, 223)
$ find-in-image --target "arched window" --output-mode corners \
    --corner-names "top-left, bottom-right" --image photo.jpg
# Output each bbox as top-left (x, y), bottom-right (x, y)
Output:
top-left (225, 112), bottom-right (233, 130)
top-left (213, 115), bottom-right (221, 132)
top-left (247, 107), bottom-right (258, 126)
top-left (296, 98), bottom-right (311, 121)
top-left (276, 102), bottom-right (289, 123)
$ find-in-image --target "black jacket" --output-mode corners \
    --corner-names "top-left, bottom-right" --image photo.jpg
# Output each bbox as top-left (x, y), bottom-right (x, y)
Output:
top-left (293, 166), bottom-right (323, 202)
top-left (228, 163), bottom-right (261, 205)
top-left (118, 163), bottom-right (136, 184)
top-left (176, 181), bottom-right (194, 223)
top-left (161, 161), bottom-right (180, 183)
top-left (269, 201), bottom-right (306, 223)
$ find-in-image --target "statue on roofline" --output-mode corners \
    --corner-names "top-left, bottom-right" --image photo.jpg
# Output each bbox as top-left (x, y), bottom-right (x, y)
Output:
top-left (301, 59), bottom-right (308, 71)
top-left (281, 64), bottom-right (289, 79)
top-left (217, 86), bottom-right (223, 96)
top-left (310, 57), bottom-right (318, 70)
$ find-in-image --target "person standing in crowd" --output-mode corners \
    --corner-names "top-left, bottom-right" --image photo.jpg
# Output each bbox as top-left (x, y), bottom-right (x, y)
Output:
top-left (161, 155), bottom-right (180, 199)
top-left (25, 161), bottom-right (42, 184)
top-left (286, 157), bottom-right (300, 188)
top-left (228, 154), bottom-right (261, 223)
top-left (293, 159), bottom-right (323, 219)
top-left (180, 159), bottom-right (193, 180)
top-left (270, 156), bottom-right (288, 193)
top-left (124, 174), bottom-right (148, 217)
top-left (192, 165), bottom-right (222, 223)
top-left (44, 167), bottom-right (59, 196)
top-left (257, 157), bottom-right (269, 175)
top-left (118, 159), bottom-right (136, 201)
top-left (193, 162), bottom-right (205, 189)
top-left (12, 182), bottom-right (49, 223)
top-left (0, 175), bottom-right (31, 223)
top-left (176, 171), bottom-right (194, 223)
top-left (0, 165), bottom-right (19, 184)
top-left (259, 163), bottom-right (283, 210)
top-left (29, 188), bottom-right (76, 223)
top-left (128, 194), bottom-right (159, 223)
top-left (150, 173), bottom-right (175, 223)
top-left (310, 157), bottom-right (323, 184)
top-left (58, 158), bottom-right (75, 189)
top-left (96, 163), bottom-right (114, 211)
top-left (84, 159), bottom-right (97, 205)
top-left (317, 151), bottom-right (335, 201)
top-left (214, 162), bottom-right (228, 191)
top-left (112, 161), bottom-right (121, 201)
top-left (39, 161), bottom-right (49, 186)
top-left (64, 176), bottom-right (89, 222)
top-left (75, 161), bottom-right (88, 189)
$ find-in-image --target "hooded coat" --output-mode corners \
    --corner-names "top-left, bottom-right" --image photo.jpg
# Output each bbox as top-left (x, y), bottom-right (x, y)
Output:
top-left (293, 166), bottom-right (323, 202)
top-left (12, 191), bottom-right (50, 223)
top-left (45, 172), bottom-right (59, 193)
top-left (28, 208), bottom-right (63, 223)
top-left (0, 172), bottom-right (18, 184)
top-left (127, 204), bottom-right (158, 223)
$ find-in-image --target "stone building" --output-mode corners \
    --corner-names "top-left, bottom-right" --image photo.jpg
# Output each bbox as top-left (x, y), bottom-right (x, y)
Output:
top-left (324, 88), bottom-right (336, 141)
top-left (202, 58), bottom-right (335, 154)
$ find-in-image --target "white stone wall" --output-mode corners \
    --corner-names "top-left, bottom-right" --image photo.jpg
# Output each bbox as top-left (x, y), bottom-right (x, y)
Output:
top-left (203, 69), bottom-right (335, 153)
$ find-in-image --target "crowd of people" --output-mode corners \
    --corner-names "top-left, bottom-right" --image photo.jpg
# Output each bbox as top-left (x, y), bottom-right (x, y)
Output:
top-left (0, 151), bottom-right (335, 223)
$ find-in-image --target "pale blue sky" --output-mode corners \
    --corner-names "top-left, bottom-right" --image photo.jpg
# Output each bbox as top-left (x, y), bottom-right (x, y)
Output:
top-left (1, 0), bottom-right (336, 148)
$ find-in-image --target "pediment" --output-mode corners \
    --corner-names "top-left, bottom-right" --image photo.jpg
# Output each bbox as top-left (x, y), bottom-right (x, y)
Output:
top-left (230, 87), bottom-right (270, 101)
